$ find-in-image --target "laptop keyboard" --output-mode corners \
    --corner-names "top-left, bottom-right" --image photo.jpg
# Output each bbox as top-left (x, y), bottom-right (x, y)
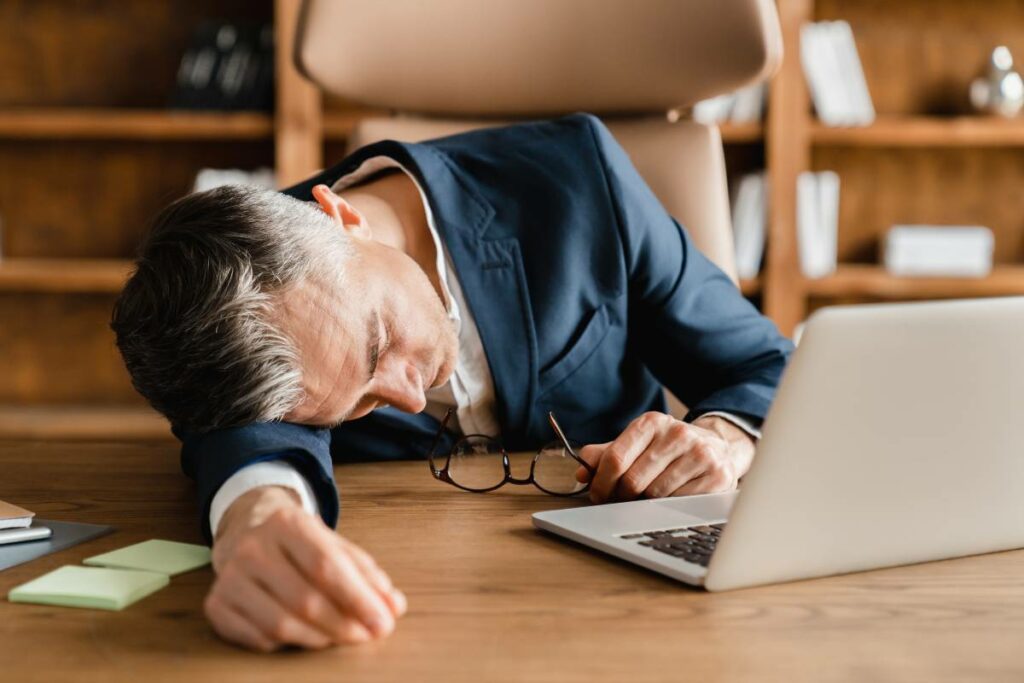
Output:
top-left (618, 523), bottom-right (726, 567)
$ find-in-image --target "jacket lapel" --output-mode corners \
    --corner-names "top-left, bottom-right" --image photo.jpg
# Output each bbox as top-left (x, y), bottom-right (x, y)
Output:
top-left (402, 145), bottom-right (540, 448)
top-left (309, 139), bottom-right (540, 446)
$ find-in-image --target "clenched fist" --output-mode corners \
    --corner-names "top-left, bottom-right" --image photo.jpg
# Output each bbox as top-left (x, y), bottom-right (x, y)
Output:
top-left (205, 486), bottom-right (406, 652)
top-left (576, 412), bottom-right (756, 503)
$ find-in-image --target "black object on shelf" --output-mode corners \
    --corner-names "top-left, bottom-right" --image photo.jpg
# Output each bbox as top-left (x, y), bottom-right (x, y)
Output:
top-left (170, 21), bottom-right (274, 112)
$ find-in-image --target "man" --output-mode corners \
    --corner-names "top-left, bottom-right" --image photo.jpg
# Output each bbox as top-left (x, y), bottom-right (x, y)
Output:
top-left (112, 114), bottom-right (793, 652)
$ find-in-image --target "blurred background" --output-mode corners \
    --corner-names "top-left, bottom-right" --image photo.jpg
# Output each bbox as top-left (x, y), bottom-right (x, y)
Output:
top-left (0, 0), bottom-right (1022, 442)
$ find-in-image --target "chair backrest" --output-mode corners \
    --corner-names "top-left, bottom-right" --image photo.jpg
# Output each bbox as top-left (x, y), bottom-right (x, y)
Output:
top-left (294, 0), bottom-right (782, 277)
top-left (293, 0), bottom-right (782, 414)
top-left (344, 116), bottom-right (738, 279)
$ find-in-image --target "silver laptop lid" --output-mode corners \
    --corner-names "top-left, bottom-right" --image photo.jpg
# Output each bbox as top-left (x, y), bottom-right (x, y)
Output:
top-left (706, 297), bottom-right (1024, 591)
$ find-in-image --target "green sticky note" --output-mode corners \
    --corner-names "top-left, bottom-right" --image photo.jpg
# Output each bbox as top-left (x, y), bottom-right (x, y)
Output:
top-left (8, 565), bottom-right (168, 611)
top-left (83, 539), bottom-right (211, 577)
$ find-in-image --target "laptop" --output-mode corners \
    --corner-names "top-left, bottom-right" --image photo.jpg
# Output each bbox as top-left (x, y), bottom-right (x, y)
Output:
top-left (533, 297), bottom-right (1024, 591)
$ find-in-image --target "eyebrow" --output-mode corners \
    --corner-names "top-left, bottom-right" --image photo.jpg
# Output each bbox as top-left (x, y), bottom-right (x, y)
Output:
top-left (367, 309), bottom-right (382, 382)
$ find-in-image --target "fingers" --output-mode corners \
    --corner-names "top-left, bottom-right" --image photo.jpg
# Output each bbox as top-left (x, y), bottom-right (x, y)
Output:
top-left (645, 454), bottom-right (709, 499)
top-left (575, 442), bottom-right (607, 482)
top-left (204, 598), bottom-right (276, 652)
top-left (260, 544), bottom-right (373, 644)
top-left (613, 422), bottom-right (696, 501)
top-left (215, 572), bottom-right (333, 650)
top-left (587, 414), bottom-right (661, 503)
top-left (340, 537), bottom-right (407, 617)
top-left (278, 514), bottom-right (397, 638)
top-left (207, 506), bottom-right (408, 652)
top-left (669, 466), bottom-right (737, 497)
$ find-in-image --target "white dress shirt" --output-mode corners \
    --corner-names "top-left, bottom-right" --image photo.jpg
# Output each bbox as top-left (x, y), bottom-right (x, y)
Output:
top-left (208, 159), bottom-right (759, 537)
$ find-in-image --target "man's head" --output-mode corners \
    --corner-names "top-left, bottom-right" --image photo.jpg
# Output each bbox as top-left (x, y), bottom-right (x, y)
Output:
top-left (112, 183), bottom-right (457, 433)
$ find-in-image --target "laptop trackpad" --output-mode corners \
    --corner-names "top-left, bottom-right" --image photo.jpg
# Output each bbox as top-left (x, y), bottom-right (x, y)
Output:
top-left (654, 490), bottom-right (739, 522)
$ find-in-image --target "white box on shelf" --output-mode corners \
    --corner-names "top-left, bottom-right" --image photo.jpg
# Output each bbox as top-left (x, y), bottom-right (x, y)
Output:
top-left (884, 225), bottom-right (994, 277)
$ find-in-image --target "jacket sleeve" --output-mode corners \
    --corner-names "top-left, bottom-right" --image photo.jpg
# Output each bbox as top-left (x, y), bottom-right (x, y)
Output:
top-left (176, 422), bottom-right (339, 544)
top-left (583, 114), bottom-right (794, 424)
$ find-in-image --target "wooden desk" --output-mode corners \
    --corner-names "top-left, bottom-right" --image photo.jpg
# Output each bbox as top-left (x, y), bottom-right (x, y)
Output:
top-left (2, 441), bottom-right (1024, 682)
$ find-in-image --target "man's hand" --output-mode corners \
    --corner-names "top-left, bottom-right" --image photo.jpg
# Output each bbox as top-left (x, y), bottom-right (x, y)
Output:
top-left (204, 486), bottom-right (406, 652)
top-left (576, 412), bottom-right (756, 504)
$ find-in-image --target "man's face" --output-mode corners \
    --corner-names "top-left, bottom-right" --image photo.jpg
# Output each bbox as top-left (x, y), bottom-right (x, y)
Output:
top-left (279, 195), bottom-right (458, 427)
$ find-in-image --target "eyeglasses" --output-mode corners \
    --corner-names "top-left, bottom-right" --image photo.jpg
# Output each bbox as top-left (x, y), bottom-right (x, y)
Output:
top-left (426, 409), bottom-right (597, 496)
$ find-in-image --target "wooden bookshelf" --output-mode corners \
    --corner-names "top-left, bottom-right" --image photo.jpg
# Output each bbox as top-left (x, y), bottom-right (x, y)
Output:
top-left (0, 109), bottom-right (274, 140)
top-left (739, 277), bottom-right (762, 297)
top-left (756, 0), bottom-right (1024, 334)
top-left (0, 0), bottom-right (274, 441)
top-left (0, 405), bottom-right (171, 441)
top-left (718, 122), bottom-right (765, 144)
top-left (812, 117), bottom-right (1024, 147)
top-left (806, 265), bottom-right (1024, 299)
top-left (0, 259), bottom-right (132, 293)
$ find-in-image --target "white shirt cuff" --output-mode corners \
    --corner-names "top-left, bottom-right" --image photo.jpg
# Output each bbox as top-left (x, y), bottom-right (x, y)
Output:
top-left (209, 460), bottom-right (320, 539)
top-left (696, 411), bottom-right (762, 440)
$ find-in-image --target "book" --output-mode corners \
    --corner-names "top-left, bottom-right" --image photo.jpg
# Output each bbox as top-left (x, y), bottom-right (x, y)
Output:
top-left (692, 83), bottom-right (766, 125)
top-left (832, 21), bottom-right (876, 125)
top-left (796, 171), bottom-right (840, 278)
top-left (884, 225), bottom-right (994, 277)
top-left (801, 21), bottom-right (875, 127)
top-left (732, 172), bottom-right (768, 280)
top-left (0, 500), bottom-right (34, 530)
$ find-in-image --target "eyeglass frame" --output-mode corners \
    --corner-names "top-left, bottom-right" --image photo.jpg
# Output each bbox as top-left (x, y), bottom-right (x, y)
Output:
top-left (425, 408), bottom-right (597, 496)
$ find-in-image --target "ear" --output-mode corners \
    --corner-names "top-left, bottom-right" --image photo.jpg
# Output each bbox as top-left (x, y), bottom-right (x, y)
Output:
top-left (312, 184), bottom-right (372, 239)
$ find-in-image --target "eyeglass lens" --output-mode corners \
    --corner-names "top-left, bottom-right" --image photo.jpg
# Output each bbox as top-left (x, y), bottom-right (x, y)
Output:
top-left (448, 436), bottom-right (507, 491)
top-left (534, 441), bottom-right (588, 495)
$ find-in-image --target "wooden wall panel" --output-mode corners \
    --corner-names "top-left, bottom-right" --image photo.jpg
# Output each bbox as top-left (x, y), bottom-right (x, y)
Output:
top-left (0, 140), bottom-right (272, 259)
top-left (0, 293), bottom-right (141, 405)
top-left (813, 146), bottom-right (1024, 264)
top-left (816, 0), bottom-right (1024, 116)
top-left (0, 0), bottom-right (271, 108)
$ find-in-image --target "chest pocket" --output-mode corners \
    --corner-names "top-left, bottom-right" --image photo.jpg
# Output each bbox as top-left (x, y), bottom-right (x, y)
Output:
top-left (538, 304), bottom-right (612, 394)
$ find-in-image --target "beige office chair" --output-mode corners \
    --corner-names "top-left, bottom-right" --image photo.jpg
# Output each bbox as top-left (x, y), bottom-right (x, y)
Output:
top-left (293, 0), bottom-right (782, 414)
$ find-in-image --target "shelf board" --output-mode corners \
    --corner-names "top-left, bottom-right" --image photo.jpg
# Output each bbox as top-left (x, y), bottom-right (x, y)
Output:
top-left (805, 265), bottom-right (1024, 299)
top-left (718, 122), bottom-right (765, 144)
top-left (812, 116), bottom-right (1024, 148)
top-left (0, 108), bottom-right (274, 140)
top-left (0, 258), bottom-right (133, 293)
top-left (739, 277), bottom-right (761, 296)
top-left (0, 404), bottom-right (172, 441)
top-left (323, 112), bottom-right (367, 139)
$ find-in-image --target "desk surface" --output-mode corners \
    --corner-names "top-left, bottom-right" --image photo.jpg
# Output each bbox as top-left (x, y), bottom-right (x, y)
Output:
top-left (2, 441), bottom-right (1023, 682)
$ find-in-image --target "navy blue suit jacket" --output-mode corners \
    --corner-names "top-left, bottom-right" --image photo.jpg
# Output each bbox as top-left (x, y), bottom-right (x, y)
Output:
top-left (178, 114), bottom-right (794, 541)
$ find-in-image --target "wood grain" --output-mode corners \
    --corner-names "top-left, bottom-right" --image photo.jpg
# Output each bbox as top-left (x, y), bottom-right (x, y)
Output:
top-left (2, 442), bottom-right (1024, 682)
top-left (0, 405), bottom-right (170, 441)
top-left (813, 117), bottom-right (1024, 147)
top-left (0, 259), bottom-right (131, 293)
top-left (274, 0), bottom-right (322, 186)
top-left (0, 0), bottom-right (272, 108)
top-left (0, 139), bottom-right (272, 259)
top-left (0, 293), bottom-right (140, 404)
top-left (806, 264), bottom-right (1024, 299)
top-left (764, 0), bottom-right (813, 336)
top-left (813, 146), bottom-right (1024, 264)
top-left (0, 110), bottom-right (274, 141)
top-left (816, 0), bottom-right (1024, 117)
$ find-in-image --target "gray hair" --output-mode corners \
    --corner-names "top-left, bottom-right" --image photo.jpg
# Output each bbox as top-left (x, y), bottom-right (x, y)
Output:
top-left (111, 184), bottom-right (350, 432)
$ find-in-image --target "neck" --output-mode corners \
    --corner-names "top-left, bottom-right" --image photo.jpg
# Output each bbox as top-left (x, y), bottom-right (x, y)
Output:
top-left (339, 173), bottom-right (444, 297)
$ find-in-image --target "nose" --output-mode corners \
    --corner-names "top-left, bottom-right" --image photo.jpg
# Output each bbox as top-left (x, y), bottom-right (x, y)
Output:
top-left (374, 357), bottom-right (427, 413)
